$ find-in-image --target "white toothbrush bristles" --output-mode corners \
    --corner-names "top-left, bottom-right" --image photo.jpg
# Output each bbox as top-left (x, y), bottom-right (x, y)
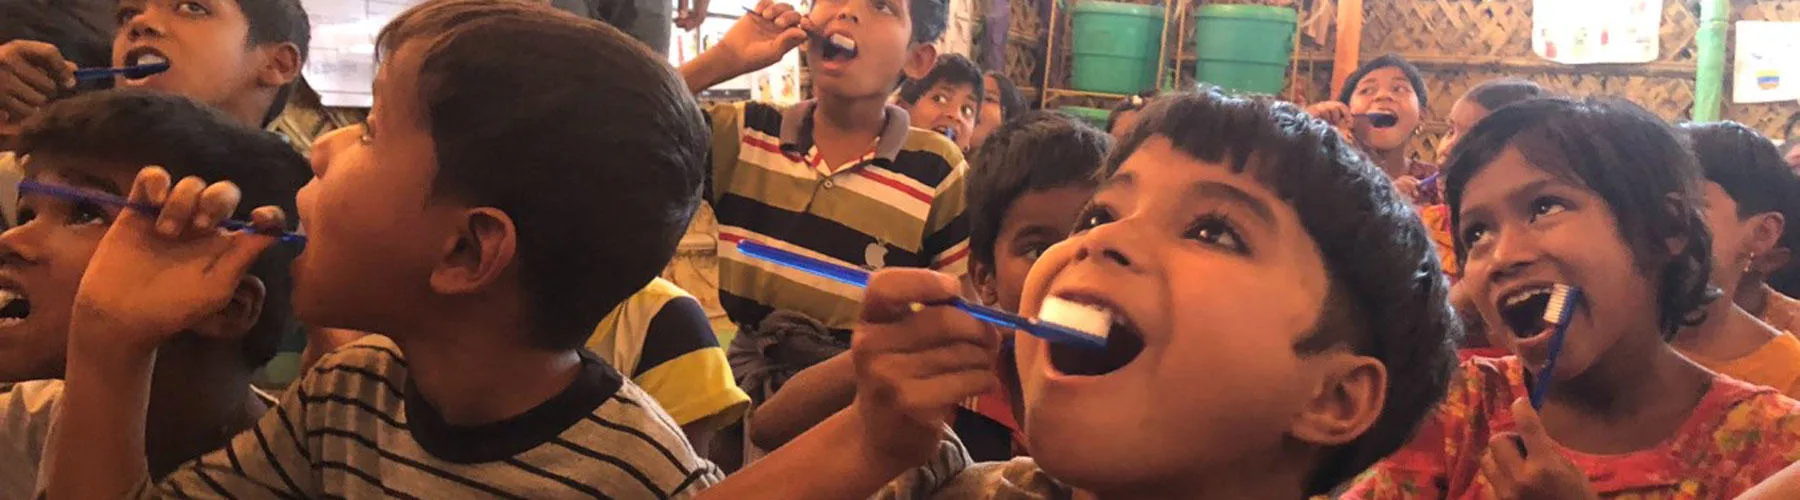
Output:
top-left (1038, 296), bottom-right (1112, 339)
top-left (1543, 284), bottom-right (1579, 325)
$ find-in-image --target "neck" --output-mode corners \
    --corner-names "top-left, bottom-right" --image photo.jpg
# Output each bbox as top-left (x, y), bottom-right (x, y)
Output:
top-left (1739, 279), bottom-right (1772, 317)
top-left (1541, 327), bottom-right (1712, 453)
top-left (395, 319), bottom-right (582, 426)
top-left (814, 92), bottom-right (889, 138)
top-left (1070, 461), bottom-right (1311, 500)
top-left (143, 340), bottom-right (263, 478)
top-left (1372, 147), bottom-right (1409, 179)
top-left (217, 92), bottom-right (273, 130)
top-left (1671, 299), bottom-right (1777, 361)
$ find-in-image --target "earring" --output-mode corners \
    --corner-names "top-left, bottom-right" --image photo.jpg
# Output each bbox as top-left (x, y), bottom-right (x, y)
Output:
top-left (1745, 252), bottom-right (1759, 274)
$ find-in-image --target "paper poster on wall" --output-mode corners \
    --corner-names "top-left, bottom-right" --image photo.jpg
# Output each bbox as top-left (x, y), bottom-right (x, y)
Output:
top-left (300, 0), bottom-right (419, 107)
top-left (1733, 21), bottom-right (1800, 104)
top-left (1532, 0), bottom-right (1662, 65)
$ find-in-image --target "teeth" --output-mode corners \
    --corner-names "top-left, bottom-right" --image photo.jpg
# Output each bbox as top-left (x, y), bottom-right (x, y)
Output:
top-left (828, 34), bottom-right (855, 52)
top-left (0, 290), bottom-right (18, 306)
top-left (135, 53), bottom-right (167, 66)
top-left (1039, 296), bottom-right (1113, 338)
top-left (1504, 288), bottom-right (1552, 307)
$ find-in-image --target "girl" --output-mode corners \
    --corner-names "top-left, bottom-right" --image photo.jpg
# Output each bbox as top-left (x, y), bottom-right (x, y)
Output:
top-left (1346, 98), bottom-right (1800, 499)
top-left (969, 71), bottom-right (1026, 149)
top-left (1427, 79), bottom-right (1547, 277)
top-left (1306, 54), bottom-right (1433, 204)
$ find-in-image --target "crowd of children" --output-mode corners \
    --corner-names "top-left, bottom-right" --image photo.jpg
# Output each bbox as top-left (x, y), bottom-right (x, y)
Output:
top-left (2, 0), bottom-right (1800, 498)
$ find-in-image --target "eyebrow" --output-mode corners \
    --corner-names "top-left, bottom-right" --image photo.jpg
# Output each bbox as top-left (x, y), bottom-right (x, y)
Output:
top-left (1190, 180), bottom-right (1275, 226)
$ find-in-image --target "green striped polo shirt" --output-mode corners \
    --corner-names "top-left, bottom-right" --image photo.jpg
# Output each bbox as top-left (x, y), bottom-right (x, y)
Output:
top-left (705, 100), bottom-right (970, 333)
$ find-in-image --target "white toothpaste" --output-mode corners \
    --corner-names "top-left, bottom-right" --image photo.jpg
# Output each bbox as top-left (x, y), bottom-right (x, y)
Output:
top-left (1037, 296), bottom-right (1112, 339)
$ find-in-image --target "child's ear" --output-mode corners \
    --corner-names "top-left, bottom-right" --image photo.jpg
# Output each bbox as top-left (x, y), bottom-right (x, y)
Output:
top-left (1288, 354), bottom-right (1386, 447)
top-left (256, 42), bottom-right (303, 88)
top-left (969, 260), bottom-right (1000, 306)
top-left (190, 276), bottom-right (267, 340)
top-left (1748, 212), bottom-right (1789, 274)
top-left (902, 43), bottom-right (938, 81)
top-left (431, 207), bottom-right (518, 294)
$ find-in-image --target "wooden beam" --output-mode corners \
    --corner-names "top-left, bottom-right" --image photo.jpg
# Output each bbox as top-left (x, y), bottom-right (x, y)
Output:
top-left (1330, 0), bottom-right (1364, 98)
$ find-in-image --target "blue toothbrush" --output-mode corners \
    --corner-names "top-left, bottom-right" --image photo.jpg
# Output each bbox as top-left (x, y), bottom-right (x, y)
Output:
top-left (17, 180), bottom-right (306, 246)
top-left (735, 240), bottom-right (1106, 349)
top-left (1529, 284), bottom-right (1582, 410)
top-left (73, 62), bottom-right (170, 83)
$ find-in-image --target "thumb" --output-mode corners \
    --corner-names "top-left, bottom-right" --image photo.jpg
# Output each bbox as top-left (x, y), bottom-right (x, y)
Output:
top-left (1510, 397), bottom-right (1558, 454)
top-left (215, 207), bottom-right (288, 278)
top-left (778, 28), bottom-right (809, 50)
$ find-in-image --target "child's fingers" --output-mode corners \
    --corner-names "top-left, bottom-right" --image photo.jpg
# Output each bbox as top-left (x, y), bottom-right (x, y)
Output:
top-left (861, 269), bottom-right (962, 323)
top-left (1487, 431), bottom-right (1527, 477)
top-left (192, 182), bottom-right (242, 233)
top-left (1479, 453), bottom-right (1517, 498)
top-left (777, 28), bottom-right (810, 50)
top-left (126, 167), bottom-right (173, 212)
top-left (762, 2), bottom-right (795, 21)
top-left (214, 231), bottom-right (279, 282)
top-left (1508, 397), bottom-right (1560, 453)
top-left (895, 371), bottom-right (999, 425)
top-left (155, 176), bottom-right (208, 237)
top-left (859, 343), bottom-right (997, 382)
top-left (773, 9), bottom-right (803, 29)
top-left (248, 206), bottom-right (289, 233)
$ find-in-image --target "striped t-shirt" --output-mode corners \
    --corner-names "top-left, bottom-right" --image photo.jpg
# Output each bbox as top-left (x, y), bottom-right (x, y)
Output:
top-left (123, 335), bottom-right (722, 498)
top-left (705, 100), bottom-right (970, 334)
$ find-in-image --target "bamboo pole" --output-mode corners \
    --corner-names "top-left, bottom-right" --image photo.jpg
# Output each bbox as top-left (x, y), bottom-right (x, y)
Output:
top-left (1330, 0), bottom-right (1363, 98)
top-left (1693, 0), bottom-right (1728, 121)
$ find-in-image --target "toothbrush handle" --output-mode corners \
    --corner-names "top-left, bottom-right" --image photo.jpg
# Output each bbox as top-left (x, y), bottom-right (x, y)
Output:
top-left (735, 240), bottom-right (870, 288)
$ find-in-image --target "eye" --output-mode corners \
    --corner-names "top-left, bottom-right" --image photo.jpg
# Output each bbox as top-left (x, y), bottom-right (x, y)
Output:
top-left (69, 201), bottom-right (109, 226)
top-left (1184, 214), bottom-right (1248, 254)
top-left (1073, 205), bottom-right (1115, 232)
top-left (961, 105), bottom-right (976, 118)
top-left (13, 207), bottom-right (34, 228)
top-left (872, 0), bottom-right (894, 14)
top-left (1460, 222), bottom-right (1490, 248)
top-left (176, 1), bottom-right (209, 15)
top-left (931, 94), bottom-right (949, 104)
top-left (1529, 197), bottom-right (1568, 222)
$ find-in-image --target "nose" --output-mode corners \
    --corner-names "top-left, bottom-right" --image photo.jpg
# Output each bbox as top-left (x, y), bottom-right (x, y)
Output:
top-left (308, 125), bottom-right (360, 176)
top-left (1483, 224), bottom-right (1541, 283)
top-left (1071, 220), bottom-right (1144, 273)
top-left (0, 222), bottom-right (43, 269)
top-left (123, 10), bottom-right (165, 41)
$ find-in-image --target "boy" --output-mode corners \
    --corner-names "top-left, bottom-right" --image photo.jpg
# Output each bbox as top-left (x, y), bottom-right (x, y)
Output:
top-left (0, 0), bottom-right (308, 130)
top-left (0, 0), bottom-right (114, 226)
top-left (45, 0), bottom-right (721, 497)
top-left (700, 90), bottom-right (1460, 498)
top-left (749, 111), bottom-right (1108, 462)
top-left (678, 0), bottom-right (970, 400)
top-left (895, 53), bottom-right (984, 151)
top-left (0, 89), bottom-right (307, 497)
top-left (584, 276), bottom-right (751, 453)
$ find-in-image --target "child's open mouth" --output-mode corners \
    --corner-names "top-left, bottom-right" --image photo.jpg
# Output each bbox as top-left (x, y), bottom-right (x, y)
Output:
top-left (120, 47), bottom-right (170, 83)
top-left (1498, 286), bottom-right (1555, 339)
top-left (1046, 298), bottom-right (1144, 376)
top-left (0, 288), bottom-right (32, 328)
top-left (818, 33), bottom-right (858, 62)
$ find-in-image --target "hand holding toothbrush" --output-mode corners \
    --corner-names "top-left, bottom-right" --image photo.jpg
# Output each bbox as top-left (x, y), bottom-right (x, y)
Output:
top-left (718, 2), bottom-right (814, 74)
top-left (851, 269), bottom-right (1002, 469)
top-left (0, 40), bottom-right (76, 126)
top-left (1480, 398), bottom-right (1599, 500)
top-left (70, 167), bottom-right (288, 355)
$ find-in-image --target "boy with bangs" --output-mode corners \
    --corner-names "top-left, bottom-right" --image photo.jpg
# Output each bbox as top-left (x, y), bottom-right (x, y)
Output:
top-left (43, 0), bottom-right (722, 497)
top-left (678, 0), bottom-right (971, 395)
top-left (748, 111), bottom-right (1109, 462)
top-left (895, 53), bottom-right (983, 152)
top-left (0, 89), bottom-right (305, 498)
top-left (1348, 99), bottom-right (1800, 499)
top-left (693, 89), bottom-right (1460, 499)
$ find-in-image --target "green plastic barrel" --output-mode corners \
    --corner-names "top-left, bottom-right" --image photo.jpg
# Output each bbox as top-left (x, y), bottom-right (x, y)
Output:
top-left (1059, 106), bottom-right (1111, 129)
top-left (1191, 5), bottom-right (1297, 95)
top-left (1069, 1), bottom-right (1165, 95)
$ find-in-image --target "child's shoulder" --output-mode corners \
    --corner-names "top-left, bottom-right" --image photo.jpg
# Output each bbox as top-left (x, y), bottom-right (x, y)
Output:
top-left (897, 127), bottom-right (967, 170)
top-left (305, 334), bottom-right (409, 386)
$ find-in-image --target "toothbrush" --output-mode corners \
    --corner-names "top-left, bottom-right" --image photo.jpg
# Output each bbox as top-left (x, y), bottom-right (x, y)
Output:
top-left (740, 7), bottom-right (855, 53)
top-left (16, 180), bottom-right (307, 246)
top-left (73, 62), bottom-right (170, 83)
top-left (735, 239), bottom-right (1108, 349)
top-left (1528, 284), bottom-right (1582, 410)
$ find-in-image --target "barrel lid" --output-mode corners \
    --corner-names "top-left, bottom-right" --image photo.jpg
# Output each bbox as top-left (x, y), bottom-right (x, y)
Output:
top-left (1195, 4), bottom-right (1297, 22)
top-left (1059, 106), bottom-right (1111, 122)
top-left (1070, 1), bottom-right (1165, 17)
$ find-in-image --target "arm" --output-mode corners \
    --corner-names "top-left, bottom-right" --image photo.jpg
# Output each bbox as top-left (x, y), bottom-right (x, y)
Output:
top-left (677, 0), bottom-right (810, 92)
top-left (749, 353), bottom-right (855, 449)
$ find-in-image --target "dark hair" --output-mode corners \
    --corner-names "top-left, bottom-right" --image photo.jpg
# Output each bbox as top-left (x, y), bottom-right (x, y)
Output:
top-left (1463, 79), bottom-right (1544, 113)
top-left (15, 89), bottom-right (308, 367)
top-left (234, 0), bottom-right (311, 126)
top-left (984, 71), bottom-right (1026, 122)
top-left (1678, 122), bottom-right (1800, 261)
top-left (909, 0), bottom-right (948, 44)
top-left (1444, 98), bottom-right (1714, 341)
top-left (1106, 91), bottom-right (1156, 133)
top-left (1336, 54), bottom-right (1428, 110)
top-left (378, 0), bottom-right (707, 350)
top-left (1115, 89), bottom-right (1457, 495)
top-left (0, 0), bottom-right (111, 70)
top-left (968, 111), bottom-right (1109, 270)
top-left (897, 53), bottom-right (984, 106)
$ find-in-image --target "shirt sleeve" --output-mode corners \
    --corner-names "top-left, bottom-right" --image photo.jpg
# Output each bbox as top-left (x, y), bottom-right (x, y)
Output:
top-left (922, 159), bottom-right (970, 279)
top-left (138, 369), bottom-right (322, 498)
top-left (704, 101), bottom-right (747, 204)
top-left (872, 429), bottom-right (974, 500)
top-left (1, 381), bottom-right (59, 499)
top-left (633, 296), bottom-right (751, 429)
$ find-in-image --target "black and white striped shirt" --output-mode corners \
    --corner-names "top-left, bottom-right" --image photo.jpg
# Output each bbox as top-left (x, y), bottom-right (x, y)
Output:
top-left (133, 335), bottom-right (721, 498)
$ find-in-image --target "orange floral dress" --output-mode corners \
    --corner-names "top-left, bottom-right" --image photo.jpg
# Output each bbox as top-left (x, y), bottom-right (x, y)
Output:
top-left (1342, 356), bottom-right (1800, 499)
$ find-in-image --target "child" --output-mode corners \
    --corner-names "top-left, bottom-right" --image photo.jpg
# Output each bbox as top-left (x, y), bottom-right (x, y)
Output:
top-left (0, 89), bottom-right (305, 498)
top-left (44, 1), bottom-right (720, 496)
top-left (748, 111), bottom-right (1109, 462)
top-left (1346, 99), bottom-right (1800, 499)
top-left (1671, 122), bottom-right (1800, 395)
top-left (584, 276), bottom-right (751, 453)
top-left (969, 70), bottom-right (1025, 149)
top-left (896, 53), bottom-right (984, 151)
top-left (1436, 79), bottom-right (1545, 159)
top-left (679, 0), bottom-right (968, 399)
top-left (0, 0), bottom-right (113, 227)
top-left (699, 89), bottom-right (1460, 499)
top-left (1106, 91), bottom-right (1155, 142)
top-left (1306, 54), bottom-right (1434, 204)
